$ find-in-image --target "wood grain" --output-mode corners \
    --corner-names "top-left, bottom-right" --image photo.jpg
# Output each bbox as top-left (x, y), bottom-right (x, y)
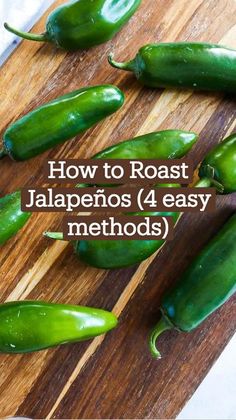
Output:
top-left (0, 0), bottom-right (235, 418)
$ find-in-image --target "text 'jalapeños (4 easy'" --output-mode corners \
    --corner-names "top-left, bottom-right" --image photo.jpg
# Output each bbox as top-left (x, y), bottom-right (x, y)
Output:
top-left (108, 42), bottom-right (236, 92)
top-left (149, 213), bottom-right (236, 359)
top-left (4, 0), bottom-right (141, 51)
top-left (0, 301), bottom-right (117, 353)
top-left (0, 85), bottom-right (124, 161)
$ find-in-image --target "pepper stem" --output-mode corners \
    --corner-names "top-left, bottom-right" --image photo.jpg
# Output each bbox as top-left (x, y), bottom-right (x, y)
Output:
top-left (149, 316), bottom-right (172, 359)
top-left (44, 232), bottom-right (65, 241)
top-left (195, 176), bottom-right (224, 193)
top-left (4, 23), bottom-right (48, 42)
top-left (108, 53), bottom-right (135, 72)
top-left (0, 149), bottom-right (6, 159)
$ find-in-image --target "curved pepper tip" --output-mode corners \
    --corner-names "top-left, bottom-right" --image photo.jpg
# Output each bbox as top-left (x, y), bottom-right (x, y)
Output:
top-left (149, 316), bottom-right (172, 359)
top-left (107, 312), bottom-right (119, 331)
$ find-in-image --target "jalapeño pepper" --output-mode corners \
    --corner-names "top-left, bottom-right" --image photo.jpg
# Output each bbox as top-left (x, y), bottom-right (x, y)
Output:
top-left (0, 191), bottom-right (31, 245)
top-left (108, 42), bottom-right (236, 92)
top-left (74, 202), bottom-right (180, 269)
top-left (91, 130), bottom-right (197, 160)
top-left (45, 186), bottom-right (180, 268)
top-left (149, 213), bottom-right (236, 359)
top-left (0, 301), bottom-right (117, 353)
top-left (4, 0), bottom-right (141, 51)
top-left (199, 134), bottom-right (236, 194)
top-left (0, 85), bottom-right (124, 161)
top-left (44, 130), bottom-right (197, 268)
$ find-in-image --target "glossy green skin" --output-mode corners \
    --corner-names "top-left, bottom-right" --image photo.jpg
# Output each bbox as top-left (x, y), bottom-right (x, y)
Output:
top-left (0, 191), bottom-right (31, 245)
top-left (3, 85), bottom-right (124, 161)
top-left (93, 130), bottom-right (197, 159)
top-left (161, 213), bottom-right (236, 332)
top-left (199, 134), bottom-right (236, 194)
top-left (77, 130), bottom-right (197, 188)
top-left (76, 183), bottom-right (181, 269)
top-left (75, 210), bottom-right (179, 269)
top-left (46, 0), bottom-right (141, 50)
top-left (0, 301), bottom-right (117, 353)
top-left (112, 43), bottom-right (236, 91)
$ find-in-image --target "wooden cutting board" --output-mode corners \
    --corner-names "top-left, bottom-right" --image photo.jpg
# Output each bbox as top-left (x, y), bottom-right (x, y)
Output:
top-left (0, 0), bottom-right (235, 418)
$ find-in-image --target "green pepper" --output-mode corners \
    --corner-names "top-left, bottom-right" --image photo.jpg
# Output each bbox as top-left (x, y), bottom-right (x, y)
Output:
top-left (92, 129), bottom-right (197, 159)
top-left (108, 42), bottom-right (236, 92)
top-left (44, 130), bottom-right (197, 268)
top-left (0, 85), bottom-right (124, 161)
top-left (149, 213), bottom-right (236, 359)
top-left (0, 191), bottom-right (31, 245)
top-left (4, 0), bottom-right (141, 51)
top-left (78, 129), bottom-right (197, 188)
top-left (74, 204), bottom-right (180, 269)
top-left (0, 301), bottom-right (117, 353)
top-left (199, 134), bottom-right (236, 194)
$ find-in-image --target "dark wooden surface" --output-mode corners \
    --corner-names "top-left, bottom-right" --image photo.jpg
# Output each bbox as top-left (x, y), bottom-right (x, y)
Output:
top-left (0, 0), bottom-right (235, 418)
